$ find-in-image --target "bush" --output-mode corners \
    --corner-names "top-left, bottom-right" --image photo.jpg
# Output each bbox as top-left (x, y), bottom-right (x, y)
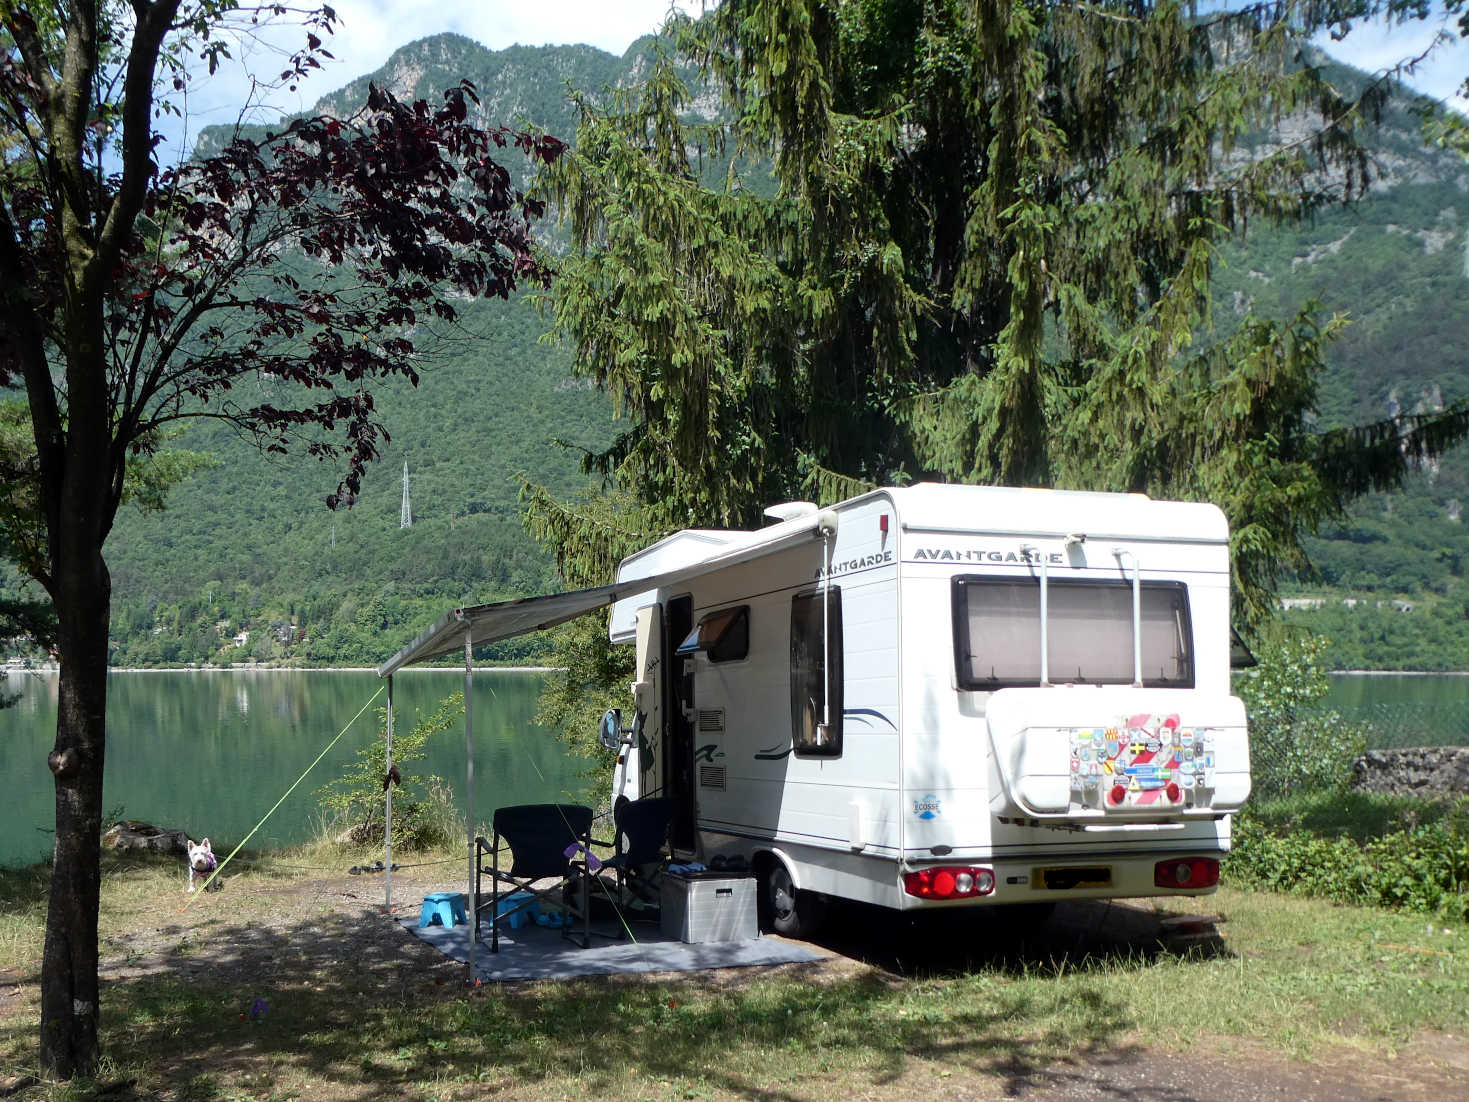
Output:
top-left (315, 693), bottom-right (464, 850)
top-left (1225, 797), bottom-right (1469, 922)
top-left (1234, 633), bottom-right (1370, 799)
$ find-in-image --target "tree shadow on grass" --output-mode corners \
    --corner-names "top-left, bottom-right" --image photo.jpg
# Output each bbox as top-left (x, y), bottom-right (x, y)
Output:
top-left (0, 891), bottom-right (1235, 1101)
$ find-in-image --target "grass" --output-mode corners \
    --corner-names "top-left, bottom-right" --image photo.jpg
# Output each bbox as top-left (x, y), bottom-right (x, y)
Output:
top-left (1, 841), bottom-right (1467, 1101)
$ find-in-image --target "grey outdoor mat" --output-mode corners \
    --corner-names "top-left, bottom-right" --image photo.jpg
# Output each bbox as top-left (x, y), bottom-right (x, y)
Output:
top-left (402, 913), bottom-right (823, 981)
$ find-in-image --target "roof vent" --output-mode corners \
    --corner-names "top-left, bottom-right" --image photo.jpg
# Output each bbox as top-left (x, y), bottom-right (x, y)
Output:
top-left (764, 501), bottom-right (818, 523)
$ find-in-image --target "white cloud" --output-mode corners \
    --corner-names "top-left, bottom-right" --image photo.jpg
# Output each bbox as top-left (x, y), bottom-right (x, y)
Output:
top-left (1316, 12), bottom-right (1469, 113)
top-left (163, 1), bottom-right (709, 163)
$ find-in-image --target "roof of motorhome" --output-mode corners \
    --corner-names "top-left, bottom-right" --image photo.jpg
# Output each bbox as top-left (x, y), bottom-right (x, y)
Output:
top-left (614, 506), bottom-right (835, 584)
top-left (616, 486), bottom-right (1228, 579)
top-left (889, 483), bottom-right (1229, 542)
top-left (378, 485), bottom-right (1227, 674)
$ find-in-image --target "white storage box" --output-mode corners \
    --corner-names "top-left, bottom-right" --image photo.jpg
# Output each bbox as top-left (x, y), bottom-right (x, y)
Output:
top-left (660, 873), bottom-right (758, 943)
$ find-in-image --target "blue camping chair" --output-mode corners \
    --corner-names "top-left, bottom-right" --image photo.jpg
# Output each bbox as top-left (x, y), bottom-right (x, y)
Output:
top-left (475, 803), bottom-right (596, 952)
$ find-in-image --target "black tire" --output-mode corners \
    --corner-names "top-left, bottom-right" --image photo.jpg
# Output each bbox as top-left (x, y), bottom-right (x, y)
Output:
top-left (761, 859), bottom-right (823, 938)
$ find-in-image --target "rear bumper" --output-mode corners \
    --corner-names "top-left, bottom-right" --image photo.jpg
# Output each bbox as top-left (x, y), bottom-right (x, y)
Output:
top-left (898, 850), bottom-right (1223, 910)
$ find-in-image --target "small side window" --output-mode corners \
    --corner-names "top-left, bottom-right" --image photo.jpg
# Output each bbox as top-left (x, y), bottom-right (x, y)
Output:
top-left (790, 587), bottom-right (843, 756)
top-left (675, 605), bottom-right (749, 663)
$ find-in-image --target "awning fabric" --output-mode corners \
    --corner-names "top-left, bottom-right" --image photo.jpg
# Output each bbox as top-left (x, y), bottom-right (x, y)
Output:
top-left (376, 583), bottom-right (626, 677)
top-left (377, 508), bottom-right (833, 677)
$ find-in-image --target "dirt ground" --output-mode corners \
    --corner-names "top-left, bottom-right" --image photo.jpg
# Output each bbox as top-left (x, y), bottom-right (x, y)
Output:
top-left (4, 861), bottom-right (1467, 1101)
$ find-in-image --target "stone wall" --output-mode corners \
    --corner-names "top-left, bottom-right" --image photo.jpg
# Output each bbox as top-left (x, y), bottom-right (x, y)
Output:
top-left (1351, 747), bottom-right (1469, 801)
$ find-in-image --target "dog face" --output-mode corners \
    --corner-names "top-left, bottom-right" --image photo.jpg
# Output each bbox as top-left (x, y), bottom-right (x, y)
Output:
top-left (188, 838), bottom-right (215, 874)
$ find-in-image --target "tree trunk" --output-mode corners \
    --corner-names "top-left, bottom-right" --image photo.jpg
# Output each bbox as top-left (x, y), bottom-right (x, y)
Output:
top-left (38, 528), bottom-right (111, 1078)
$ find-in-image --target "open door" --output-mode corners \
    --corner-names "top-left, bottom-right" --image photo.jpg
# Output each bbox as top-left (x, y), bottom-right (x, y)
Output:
top-left (628, 604), bottom-right (665, 802)
top-left (665, 595), bottom-right (698, 852)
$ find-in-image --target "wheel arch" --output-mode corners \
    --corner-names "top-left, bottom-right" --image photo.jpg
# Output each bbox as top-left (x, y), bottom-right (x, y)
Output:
top-left (751, 845), bottom-right (804, 891)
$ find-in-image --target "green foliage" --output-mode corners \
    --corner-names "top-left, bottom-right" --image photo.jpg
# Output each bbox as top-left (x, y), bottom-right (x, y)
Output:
top-left (1274, 490), bottom-right (1469, 671)
top-left (519, 483), bottom-right (656, 590)
top-left (0, 32), bottom-right (1457, 672)
top-left (535, 0), bottom-right (1469, 632)
top-left (533, 615), bottom-right (635, 780)
top-left (1234, 633), bottom-right (1370, 798)
top-left (0, 31), bottom-right (1456, 673)
top-left (81, 292), bottom-right (612, 669)
top-left (1226, 796), bottom-right (1469, 922)
top-left (316, 693), bottom-right (464, 850)
top-left (1243, 786), bottom-right (1462, 844)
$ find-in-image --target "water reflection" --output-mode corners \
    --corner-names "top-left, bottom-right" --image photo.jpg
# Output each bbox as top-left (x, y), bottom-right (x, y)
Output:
top-left (0, 669), bottom-right (583, 869)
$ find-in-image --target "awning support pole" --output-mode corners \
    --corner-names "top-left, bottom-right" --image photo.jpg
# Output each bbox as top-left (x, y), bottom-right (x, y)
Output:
top-left (384, 674), bottom-right (394, 914)
top-left (464, 623), bottom-right (476, 983)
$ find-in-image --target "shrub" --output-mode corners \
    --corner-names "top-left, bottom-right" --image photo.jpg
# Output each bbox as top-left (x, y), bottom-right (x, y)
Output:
top-left (1225, 797), bottom-right (1469, 922)
top-left (315, 693), bottom-right (464, 850)
top-left (1234, 633), bottom-right (1370, 799)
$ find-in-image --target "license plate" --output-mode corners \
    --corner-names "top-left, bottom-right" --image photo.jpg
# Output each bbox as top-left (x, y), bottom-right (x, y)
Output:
top-left (1034, 865), bottom-right (1113, 890)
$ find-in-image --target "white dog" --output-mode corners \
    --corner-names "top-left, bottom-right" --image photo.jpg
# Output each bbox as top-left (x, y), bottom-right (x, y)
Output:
top-left (186, 837), bottom-right (220, 893)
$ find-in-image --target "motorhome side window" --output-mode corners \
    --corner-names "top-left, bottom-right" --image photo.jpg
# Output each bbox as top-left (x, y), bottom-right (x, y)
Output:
top-left (676, 605), bottom-right (750, 663)
top-left (790, 588), bottom-right (843, 756)
top-left (952, 577), bottom-right (1194, 689)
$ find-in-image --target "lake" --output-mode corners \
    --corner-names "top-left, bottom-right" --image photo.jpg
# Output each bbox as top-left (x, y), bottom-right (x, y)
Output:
top-left (1324, 672), bottom-right (1469, 749)
top-left (5, 668), bottom-right (1467, 870)
top-left (0, 669), bottom-right (588, 870)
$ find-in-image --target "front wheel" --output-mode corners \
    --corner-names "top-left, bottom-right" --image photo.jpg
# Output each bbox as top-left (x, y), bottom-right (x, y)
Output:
top-left (760, 859), bottom-right (824, 938)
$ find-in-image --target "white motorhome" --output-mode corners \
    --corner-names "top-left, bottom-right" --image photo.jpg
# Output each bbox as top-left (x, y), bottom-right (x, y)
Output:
top-left (601, 483), bottom-right (1250, 935)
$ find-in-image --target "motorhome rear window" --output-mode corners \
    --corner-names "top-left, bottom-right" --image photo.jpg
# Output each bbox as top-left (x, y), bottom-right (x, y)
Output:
top-left (952, 577), bottom-right (1193, 689)
top-left (676, 605), bottom-right (749, 663)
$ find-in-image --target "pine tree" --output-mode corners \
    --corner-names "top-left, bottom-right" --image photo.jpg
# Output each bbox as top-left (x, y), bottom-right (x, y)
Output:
top-left (536, 0), bottom-right (1469, 627)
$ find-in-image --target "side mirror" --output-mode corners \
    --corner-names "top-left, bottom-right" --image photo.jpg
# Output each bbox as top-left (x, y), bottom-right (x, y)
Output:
top-left (598, 708), bottom-right (624, 751)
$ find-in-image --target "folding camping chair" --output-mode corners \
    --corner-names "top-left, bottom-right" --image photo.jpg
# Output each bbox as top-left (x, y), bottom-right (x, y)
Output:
top-left (601, 796), bottom-right (677, 914)
top-left (474, 803), bottom-right (596, 952)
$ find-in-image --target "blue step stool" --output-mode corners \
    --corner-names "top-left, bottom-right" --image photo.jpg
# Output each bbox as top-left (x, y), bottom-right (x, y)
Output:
top-left (419, 892), bottom-right (467, 929)
top-left (493, 891), bottom-right (539, 930)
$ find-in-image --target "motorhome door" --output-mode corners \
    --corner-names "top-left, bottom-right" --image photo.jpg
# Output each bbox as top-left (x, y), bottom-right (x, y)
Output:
top-left (631, 604), bottom-right (665, 802)
top-left (665, 595), bottom-right (698, 852)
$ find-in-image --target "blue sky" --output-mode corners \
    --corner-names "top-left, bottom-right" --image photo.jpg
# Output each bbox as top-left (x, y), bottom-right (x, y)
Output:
top-left (1312, 5), bottom-right (1468, 108)
top-left (164, 1), bottom-right (1467, 167)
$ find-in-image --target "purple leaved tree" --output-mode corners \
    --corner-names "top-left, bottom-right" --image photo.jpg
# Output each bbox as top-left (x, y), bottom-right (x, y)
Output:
top-left (0, 1), bottom-right (562, 1077)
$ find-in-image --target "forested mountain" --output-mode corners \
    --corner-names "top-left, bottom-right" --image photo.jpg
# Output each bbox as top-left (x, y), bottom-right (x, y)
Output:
top-left (106, 37), bottom-right (628, 668)
top-left (1217, 53), bottom-right (1469, 667)
top-left (5, 32), bottom-right (1466, 669)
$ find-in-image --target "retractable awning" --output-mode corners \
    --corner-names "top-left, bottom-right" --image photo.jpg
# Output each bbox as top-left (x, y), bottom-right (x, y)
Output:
top-left (376, 505), bottom-right (837, 677)
top-left (375, 581), bottom-right (629, 677)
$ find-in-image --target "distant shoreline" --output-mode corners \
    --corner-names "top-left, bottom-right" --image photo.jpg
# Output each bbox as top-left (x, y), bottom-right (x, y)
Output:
top-left (1332, 669), bottom-right (1469, 677)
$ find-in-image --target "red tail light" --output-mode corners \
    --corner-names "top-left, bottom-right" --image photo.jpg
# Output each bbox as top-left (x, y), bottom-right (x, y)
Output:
top-left (1154, 857), bottom-right (1219, 890)
top-left (903, 866), bottom-right (996, 900)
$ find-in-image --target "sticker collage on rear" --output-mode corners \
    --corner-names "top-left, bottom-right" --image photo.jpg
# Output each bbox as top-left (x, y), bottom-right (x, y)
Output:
top-left (1067, 713), bottom-right (1216, 810)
